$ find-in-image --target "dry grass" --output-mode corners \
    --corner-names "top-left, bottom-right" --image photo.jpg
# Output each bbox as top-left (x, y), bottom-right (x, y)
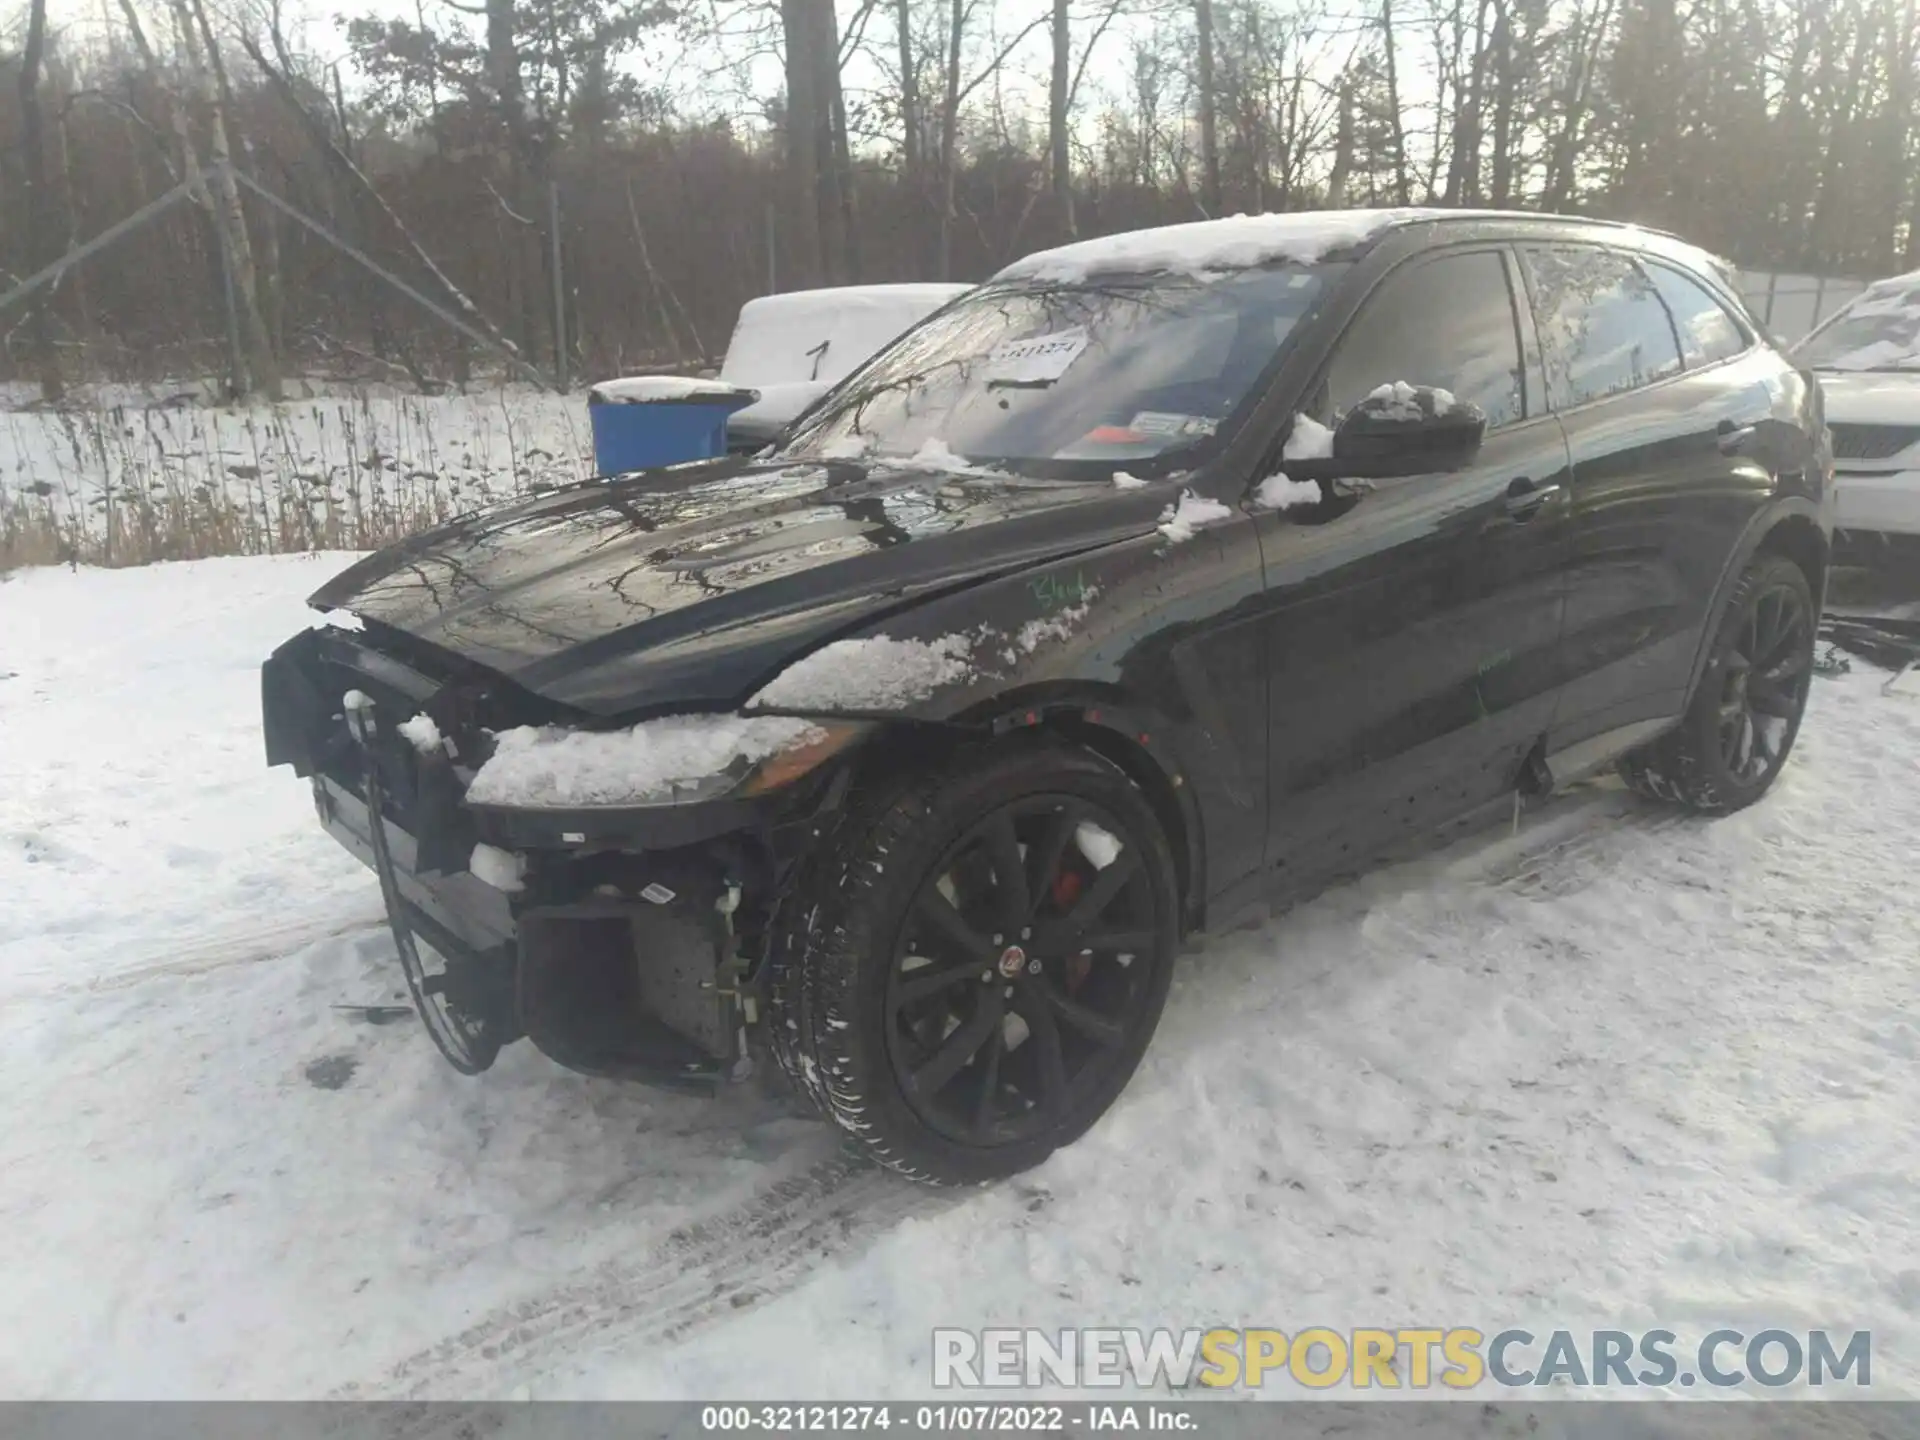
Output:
top-left (0, 387), bottom-right (590, 572)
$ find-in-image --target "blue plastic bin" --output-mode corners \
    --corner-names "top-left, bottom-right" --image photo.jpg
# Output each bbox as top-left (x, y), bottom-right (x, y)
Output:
top-left (587, 378), bottom-right (761, 475)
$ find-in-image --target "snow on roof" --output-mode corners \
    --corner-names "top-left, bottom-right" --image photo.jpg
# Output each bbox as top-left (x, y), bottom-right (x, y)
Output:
top-left (995, 208), bottom-right (1442, 283)
top-left (718, 284), bottom-right (972, 391)
top-left (733, 283), bottom-right (972, 314)
top-left (587, 375), bottom-right (759, 405)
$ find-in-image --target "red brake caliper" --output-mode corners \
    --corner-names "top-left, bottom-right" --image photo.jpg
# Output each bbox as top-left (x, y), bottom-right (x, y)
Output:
top-left (1052, 869), bottom-right (1093, 994)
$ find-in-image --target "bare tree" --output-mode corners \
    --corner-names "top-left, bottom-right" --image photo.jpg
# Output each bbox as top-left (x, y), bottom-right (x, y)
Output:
top-left (1379, 0), bottom-right (1412, 203)
top-left (1194, 0), bottom-right (1222, 214)
top-left (1050, 0), bottom-right (1075, 235)
top-left (16, 0), bottom-right (64, 400)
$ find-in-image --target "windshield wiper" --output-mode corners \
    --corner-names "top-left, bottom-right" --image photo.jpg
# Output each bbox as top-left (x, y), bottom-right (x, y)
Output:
top-left (986, 376), bottom-right (1058, 391)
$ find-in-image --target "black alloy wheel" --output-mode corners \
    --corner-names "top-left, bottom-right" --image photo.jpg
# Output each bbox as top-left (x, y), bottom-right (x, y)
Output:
top-left (768, 742), bottom-right (1180, 1183)
top-left (1620, 553), bottom-right (1817, 812)
top-left (886, 795), bottom-right (1162, 1147)
top-left (1712, 576), bottom-right (1814, 787)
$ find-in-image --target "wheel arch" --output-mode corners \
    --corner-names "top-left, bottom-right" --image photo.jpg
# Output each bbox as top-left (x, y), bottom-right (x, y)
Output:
top-left (815, 684), bottom-right (1207, 936)
top-left (1754, 511), bottom-right (1829, 611)
top-left (1683, 499), bottom-right (1829, 708)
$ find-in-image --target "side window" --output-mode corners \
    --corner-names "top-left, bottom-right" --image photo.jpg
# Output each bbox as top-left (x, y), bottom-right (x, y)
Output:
top-left (1321, 250), bottom-right (1525, 429)
top-left (1646, 263), bottom-right (1749, 368)
top-left (1521, 245), bottom-right (1683, 408)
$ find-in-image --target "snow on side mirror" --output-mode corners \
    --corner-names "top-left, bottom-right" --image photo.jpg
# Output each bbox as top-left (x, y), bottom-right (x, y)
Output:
top-left (1330, 383), bottom-right (1487, 477)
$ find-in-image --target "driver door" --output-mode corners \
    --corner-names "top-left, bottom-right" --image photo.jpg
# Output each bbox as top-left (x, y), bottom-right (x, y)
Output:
top-left (1252, 245), bottom-right (1577, 885)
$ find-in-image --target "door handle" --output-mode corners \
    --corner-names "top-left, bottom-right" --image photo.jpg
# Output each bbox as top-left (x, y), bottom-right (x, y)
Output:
top-left (1717, 420), bottom-right (1757, 455)
top-left (1504, 475), bottom-right (1561, 519)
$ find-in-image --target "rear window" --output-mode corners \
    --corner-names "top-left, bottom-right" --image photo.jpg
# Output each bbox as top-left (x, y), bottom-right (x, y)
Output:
top-left (1646, 265), bottom-right (1748, 368)
top-left (1522, 246), bottom-right (1684, 408)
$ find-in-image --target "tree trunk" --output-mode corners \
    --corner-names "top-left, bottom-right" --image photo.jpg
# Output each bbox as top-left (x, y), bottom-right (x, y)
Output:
top-left (895, 0), bottom-right (922, 268)
top-left (1380, 0), bottom-right (1412, 204)
top-left (781, 0), bottom-right (827, 288)
top-left (1485, 1), bottom-right (1515, 206)
top-left (1445, 0), bottom-right (1489, 203)
top-left (188, 0), bottom-right (284, 376)
top-left (485, 0), bottom-right (546, 356)
top-left (805, 0), bottom-right (853, 283)
top-left (897, 0), bottom-right (921, 179)
top-left (1541, 0), bottom-right (1614, 210)
top-left (1327, 74), bottom-right (1355, 207)
top-left (938, 0), bottom-right (965, 280)
top-left (1194, 0), bottom-right (1223, 214)
top-left (1050, 0), bottom-right (1075, 236)
top-left (17, 0), bottom-right (65, 402)
top-left (170, 0), bottom-right (281, 400)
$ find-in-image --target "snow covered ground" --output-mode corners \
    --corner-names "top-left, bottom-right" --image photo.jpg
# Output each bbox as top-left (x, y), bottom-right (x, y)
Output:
top-left (3, 555), bottom-right (1919, 1405)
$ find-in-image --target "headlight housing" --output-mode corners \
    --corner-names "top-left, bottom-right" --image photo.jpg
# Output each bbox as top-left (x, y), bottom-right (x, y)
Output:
top-left (464, 714), bottom-right (871, 812)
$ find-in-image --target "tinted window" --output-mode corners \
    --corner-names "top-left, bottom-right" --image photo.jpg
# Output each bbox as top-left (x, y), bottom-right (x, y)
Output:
top-left (1321, 250), bottom-right (1525, 428)
top-left (1522, 246), bottom-right (1683, 407)
top-left (1647, 264), bottom-right (1747, 367)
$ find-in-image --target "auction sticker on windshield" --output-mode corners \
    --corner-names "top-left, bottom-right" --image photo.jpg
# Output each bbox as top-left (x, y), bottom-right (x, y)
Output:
top-left (985, 329), bottom-right (1089, 383)
top-left (1129, 411), bottom-right (1218, 436)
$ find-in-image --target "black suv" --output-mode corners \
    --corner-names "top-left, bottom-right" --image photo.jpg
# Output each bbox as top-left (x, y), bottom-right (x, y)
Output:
top-left (262, 209), bottom-right (1831, 1183)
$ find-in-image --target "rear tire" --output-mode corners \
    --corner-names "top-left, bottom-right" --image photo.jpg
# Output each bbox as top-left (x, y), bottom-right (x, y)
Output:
top-left (1619, 553), bottom-right (1816, 813)
top-left (766, 741), bottom-right (1180, 1184)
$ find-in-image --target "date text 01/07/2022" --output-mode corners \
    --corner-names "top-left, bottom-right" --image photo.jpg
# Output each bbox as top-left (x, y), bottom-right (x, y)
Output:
top-left (698, 1404), bottom-right (1200, 1433)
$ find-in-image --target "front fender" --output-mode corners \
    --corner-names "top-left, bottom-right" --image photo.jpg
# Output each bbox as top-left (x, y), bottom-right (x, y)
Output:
top-left (747, 503), bottom-right (1277, 915)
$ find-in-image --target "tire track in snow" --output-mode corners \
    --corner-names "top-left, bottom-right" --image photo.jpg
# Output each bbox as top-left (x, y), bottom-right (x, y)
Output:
top-left (1490, 809), bottom-right (1696, 897)
top-left (1446, 784), bottom-right (1698, 898)
top-left (3, 904), bottom-right (387, 1003)
top-left (347, 1149), bottom-right (952, 1401)
top-left (88, 905), bottom-right (388, 992)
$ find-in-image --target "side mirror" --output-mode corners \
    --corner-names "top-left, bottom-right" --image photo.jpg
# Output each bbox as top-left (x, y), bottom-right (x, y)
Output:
top-left (1331, 384), bottom-right (1486, 477)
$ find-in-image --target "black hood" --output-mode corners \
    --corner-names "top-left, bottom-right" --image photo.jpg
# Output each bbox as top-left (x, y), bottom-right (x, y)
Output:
top-left (311, 457), bottom-right (1158, 716)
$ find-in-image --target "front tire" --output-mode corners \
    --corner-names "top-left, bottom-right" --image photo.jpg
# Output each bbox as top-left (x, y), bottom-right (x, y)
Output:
top-left (1619, 552), bottom-right (1816, 813)
top-left (768, 741), bottom-right (1180, 1184)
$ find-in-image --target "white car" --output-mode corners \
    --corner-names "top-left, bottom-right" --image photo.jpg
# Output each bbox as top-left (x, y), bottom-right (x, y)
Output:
top-left (1792, 272), bottom-right (1920, 566)
top-left (718, 283), bottom-right (972, 451)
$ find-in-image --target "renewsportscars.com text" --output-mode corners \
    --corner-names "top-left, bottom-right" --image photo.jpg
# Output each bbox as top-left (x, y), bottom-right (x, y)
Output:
top-left (931, 1327), bottom-right (1872, 1391)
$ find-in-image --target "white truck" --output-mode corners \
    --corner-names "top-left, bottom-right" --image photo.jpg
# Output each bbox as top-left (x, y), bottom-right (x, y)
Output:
top-left (715, 283), bottom-right (971, 452)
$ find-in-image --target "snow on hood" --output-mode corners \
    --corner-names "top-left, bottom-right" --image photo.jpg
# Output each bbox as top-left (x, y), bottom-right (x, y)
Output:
top-left (750, 634), bottom-right (974, 712)
top-left (995, 208), bottom-right (1438, 283)
top-left (465, 714), bottom-right (822, 808)
top-left (588, 375), bottom-right (759, 405)
top-left (1814, 370), bottom-right (1920, 426)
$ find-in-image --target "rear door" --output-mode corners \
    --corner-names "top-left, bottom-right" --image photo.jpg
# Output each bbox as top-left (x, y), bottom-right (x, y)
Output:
top-left (1254, 244), bottom-right (1575, 886)
top-left (1521, 245), bottom-right (1789, 763)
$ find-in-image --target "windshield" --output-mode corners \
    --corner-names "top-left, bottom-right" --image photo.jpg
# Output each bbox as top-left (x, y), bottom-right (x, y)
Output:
top-left (780, 264), bottom-right (1341, 475)
top-left (1793, 277), bottom-right (1920, 371)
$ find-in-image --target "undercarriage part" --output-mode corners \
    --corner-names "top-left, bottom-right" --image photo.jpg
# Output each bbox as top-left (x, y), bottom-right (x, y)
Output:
top-left (345, 689), bottom-right (512, 1073)
top-left (516, 856), bottom-right (743, 1090)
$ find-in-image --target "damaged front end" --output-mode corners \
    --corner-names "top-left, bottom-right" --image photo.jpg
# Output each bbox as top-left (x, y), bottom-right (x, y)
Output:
top-left (261, 623), bottom-right (870, 1090)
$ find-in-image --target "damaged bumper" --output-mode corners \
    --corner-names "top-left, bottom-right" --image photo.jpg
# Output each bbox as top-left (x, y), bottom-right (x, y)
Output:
top-left (264, 626), bottom-right (839, 1090)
